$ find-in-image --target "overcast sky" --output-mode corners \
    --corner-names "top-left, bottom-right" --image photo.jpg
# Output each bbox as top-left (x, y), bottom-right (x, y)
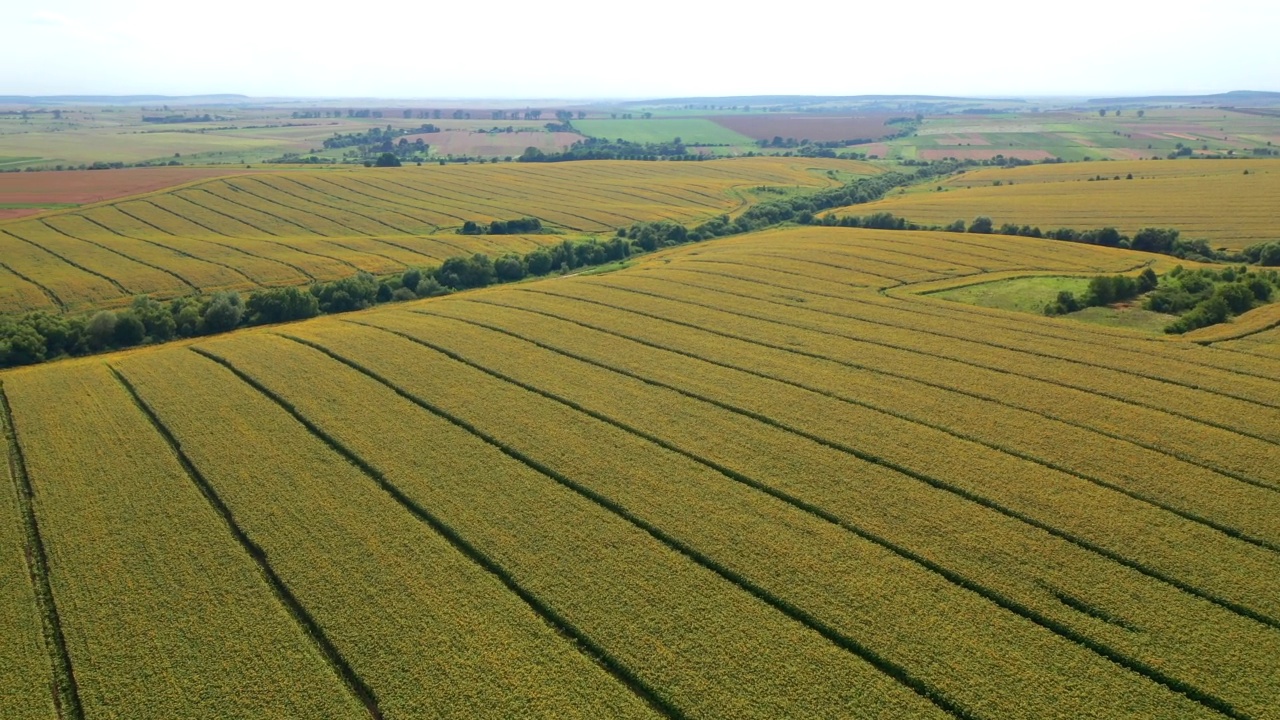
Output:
top-left (5, 0), bottom-right (1278, 99)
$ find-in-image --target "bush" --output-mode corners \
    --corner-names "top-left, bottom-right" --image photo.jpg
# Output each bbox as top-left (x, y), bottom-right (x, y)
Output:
top-left (86, 310), bottom-right (118, 350)
top-left (112, 311), bottom-right (146, 347)
top-left (401, 268), bottom-right (423, 293)
top-left (246, 286), bottom-right (319, 325)
top-left (201, 292), bottom-right (244, 333)
top-left (967, 216), bottom-right (994, 234)
top-left (494, 254), bottom-right (526, 282)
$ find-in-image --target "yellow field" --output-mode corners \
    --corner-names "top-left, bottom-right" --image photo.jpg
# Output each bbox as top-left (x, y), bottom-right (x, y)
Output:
top-left (3, 225), bottom-right (1278, 717)
top-left (845, 159), bottom-right (1280, 250)
top-left (0, 157), bottom-right (873, 313)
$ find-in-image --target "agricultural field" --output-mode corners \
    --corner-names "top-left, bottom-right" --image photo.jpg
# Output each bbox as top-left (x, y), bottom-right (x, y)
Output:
top-left (846, 159), bottom-right (1280, 250)
top-left (399, 129), bottom-right (582, 158)
top-left (0, 166), bottom-right (257, 219)
top-left (4, 224), bottom-right (1279, 718)
top-left (876, 108), bottom-right (1280, 162)
top-left (0, 156), bottom-right (873, 312)
top-left (573, 119), bottom-right (755, 148)
top-left (708, 113), bottom-right (902, 143)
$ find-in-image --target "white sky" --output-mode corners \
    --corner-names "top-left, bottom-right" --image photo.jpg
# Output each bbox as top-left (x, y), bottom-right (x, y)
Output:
top-left (4, 0), bottom-right (1278, 99)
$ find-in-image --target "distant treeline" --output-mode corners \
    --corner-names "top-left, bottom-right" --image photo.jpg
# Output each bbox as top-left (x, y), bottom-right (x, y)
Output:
top-left (142, 114), bottom-right (213, 124)
top-left (519, 137), bottom-right (710, 162)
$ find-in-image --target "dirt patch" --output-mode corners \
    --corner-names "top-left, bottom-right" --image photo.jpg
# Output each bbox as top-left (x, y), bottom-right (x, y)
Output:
top-left (709, 114), bottom-right (898, 143)
top-left (853, 143), bottom-right (892, 157)
top-left (0, 208), bottom-right (41, 220)
top-left (919, 148), bottom-right (1056, 161)
top-left (0, 166), bottom-right (253, 206)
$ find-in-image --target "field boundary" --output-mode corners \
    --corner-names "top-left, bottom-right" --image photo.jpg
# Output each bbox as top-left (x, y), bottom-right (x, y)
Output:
top-left (282, 330), bottom-right (978, 720)
top-left (632, 269), bottom-right (1280, 437)
top-left (493, 290), bottom-right (1280, 628)
top-left (189, 345), bottom-right (682, 720)
top-left (352, 314), bottom-right (1248, 718)
top-left (0, 384), bottom-right (83, 720)
top-left (107, 367), bottom-right (384, 720)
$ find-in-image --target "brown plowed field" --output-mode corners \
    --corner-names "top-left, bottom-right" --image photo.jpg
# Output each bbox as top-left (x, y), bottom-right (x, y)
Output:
top-left (0, 167), bottom-right (256, 206)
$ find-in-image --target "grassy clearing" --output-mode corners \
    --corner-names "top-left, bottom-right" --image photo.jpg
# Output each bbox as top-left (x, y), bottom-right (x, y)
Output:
top-left (574, 119), bottom-right (754, 146)
top-left (929, 274), bottom-right (1183, 334)
top-left (931, 275), bottom-right (1091, 314)
top-left (1065, 305), bottom-right (1180, 333)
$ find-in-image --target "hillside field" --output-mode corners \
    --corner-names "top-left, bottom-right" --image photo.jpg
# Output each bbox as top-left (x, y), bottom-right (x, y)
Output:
top-left (3, 225), bottom-right (1280, 718)
top-left (0, 157), bottom-right (874, 313)
top-left (845, 158), bottom-right (1280, 250)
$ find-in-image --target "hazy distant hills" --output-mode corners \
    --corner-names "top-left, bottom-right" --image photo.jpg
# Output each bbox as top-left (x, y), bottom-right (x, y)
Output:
top-left (0, 94), bottom-right (252, 105)
top-left (1087, 90), bottom-right (1280, 105)
top-left (1, 91), bottom-right (1277, 108)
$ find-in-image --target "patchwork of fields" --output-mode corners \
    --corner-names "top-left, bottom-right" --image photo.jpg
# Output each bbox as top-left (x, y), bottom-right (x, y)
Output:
top-left (4, 226), bottom-right (1278, 718)
top-left (0, 157), bottom-right (872, 313)
top-left (847, 159), bottom-right (1280, 250)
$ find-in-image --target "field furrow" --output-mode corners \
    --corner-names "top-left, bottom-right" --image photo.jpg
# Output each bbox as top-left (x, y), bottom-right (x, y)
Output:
top-left (456, 294), bottom-right (1280, 544)
top-left (2, 225), bottom-right (170, 296)
top-left (3, 363), bottom-right (358, 718)
top-left (267, 175), bottom-right (442, 231)
top-left (891, 292), bottom-right (1280, 382)
top-left (0, 263), bottom-right (59, 313)
top-left (287, 317), bottom-right (1229, 719)
top-left (228, 177), bottom-right (416, 236)
top-left (819, 289), bottom-right (1280, 407)
top-left (467, 286), bottom-right (1280, 624)
top-left (194, 331), bottom-right (953, 719)
top-left (45, 214), bottom-right (250, 291)
top-left (597, 271), bottom-right (1280, 445)
top-left (0, 230), bottom-right (126, 308)
top-left (194, 183), bottom-right (351, 236)
top-left (114, 347), bottom-right (653, 719)
top-left (0, 387), bottom-right (59, 720)
top-left (622, 268), bottom-right (1280, 488)
top-left (144, 193), bottom-right (264, 237)
top-left (356, 304), bottom-right (1280, 717)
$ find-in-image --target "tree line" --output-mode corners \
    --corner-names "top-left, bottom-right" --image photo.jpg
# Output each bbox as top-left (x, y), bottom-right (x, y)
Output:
top-left (0, 232), bottom-right (641, 369)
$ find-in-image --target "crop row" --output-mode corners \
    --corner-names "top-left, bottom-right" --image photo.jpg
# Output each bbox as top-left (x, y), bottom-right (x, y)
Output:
top-left (113, 348), bottom-right (651, 718)
top-left (491, 282), bottom-right (1280, 613)
top-left (453, 290), bottom-right (1280, 545)
top-left (188, 333), bottom-right (945, 719)
top-left (607, 267), bottom-right (1279, 490)
top-left (0, 385), bottom-right (63, 719)
top-left (2, 362), bottom-right (359, 719)
top-left (855, 170), bottom-right (1280, 250)
top-left (301, 314), bottom-right (1241, 718)
top-left (883, 291), bottom-right (1280, 382)
top-left (356, 304), bottom-right (1280, 717)
top-left (0, 158), bottom-right (858, 313)
top-left (614, 266), bottom-right (1280, 448)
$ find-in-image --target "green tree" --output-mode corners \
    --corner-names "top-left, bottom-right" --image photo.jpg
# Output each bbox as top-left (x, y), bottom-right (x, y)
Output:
top-left (967, 216), bottom-right (994, 234)
top-left (201, 292), bottom-right (244, 333)
top-left (112, 311), bottom-right (146, 347)
top-left (374, 152), bottom-right (401, 167)
top-left (86, 310), bottom-right (118, 350)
